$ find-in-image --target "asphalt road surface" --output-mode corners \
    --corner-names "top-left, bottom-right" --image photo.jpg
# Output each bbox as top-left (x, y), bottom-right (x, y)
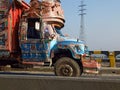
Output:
top-left (0, 71), bottom-right (120, 90)
top-left (0, 70), bottom-right (120, 79)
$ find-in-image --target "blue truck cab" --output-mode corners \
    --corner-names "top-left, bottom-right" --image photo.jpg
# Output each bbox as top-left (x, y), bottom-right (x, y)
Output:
top-left (19, 17), bottom-right (86, 76)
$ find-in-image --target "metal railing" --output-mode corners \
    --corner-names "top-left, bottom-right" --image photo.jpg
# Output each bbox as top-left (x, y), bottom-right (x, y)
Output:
top-left (89, 51), bottom-right (120, 67)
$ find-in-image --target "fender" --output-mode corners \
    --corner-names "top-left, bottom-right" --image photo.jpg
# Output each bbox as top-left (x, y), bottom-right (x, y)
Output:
top-left (52, 40), bottom-right (84, 59)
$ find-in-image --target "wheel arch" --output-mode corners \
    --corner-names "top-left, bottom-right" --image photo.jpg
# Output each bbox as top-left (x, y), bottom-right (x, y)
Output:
top-left (51, 48), bottom-right (83, 71)
top-left (52, 49), bottom-right (73, 65)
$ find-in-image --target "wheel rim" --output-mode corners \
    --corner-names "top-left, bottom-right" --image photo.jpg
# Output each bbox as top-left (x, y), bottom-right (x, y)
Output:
top-left (59, 64), bottom-right (73, 76)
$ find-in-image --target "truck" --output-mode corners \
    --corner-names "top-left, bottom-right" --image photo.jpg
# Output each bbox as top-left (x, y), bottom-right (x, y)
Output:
top-left (0, 0), bottom-right (100, 77)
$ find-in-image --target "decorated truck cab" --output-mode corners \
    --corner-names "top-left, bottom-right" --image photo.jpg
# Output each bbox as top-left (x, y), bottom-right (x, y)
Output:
top-left (0, 0), bottom-right (100, 77)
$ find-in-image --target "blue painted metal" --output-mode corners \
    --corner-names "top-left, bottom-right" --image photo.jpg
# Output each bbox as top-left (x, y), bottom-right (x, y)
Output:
top-left (20, 43), bottom-right (48, 62)
top-left (52, 36), bottom-right (85, 59)
top-left (20, 35), bottom-right (85, 61)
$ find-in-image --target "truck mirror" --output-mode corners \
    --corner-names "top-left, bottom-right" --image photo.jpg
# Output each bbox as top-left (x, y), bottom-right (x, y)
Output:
top-left (35, 22), bottom-right (40, 30)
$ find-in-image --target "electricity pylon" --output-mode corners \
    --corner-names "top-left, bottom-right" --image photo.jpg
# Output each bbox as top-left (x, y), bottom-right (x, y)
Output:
top-left (79, 0), bottom-right (86, 43)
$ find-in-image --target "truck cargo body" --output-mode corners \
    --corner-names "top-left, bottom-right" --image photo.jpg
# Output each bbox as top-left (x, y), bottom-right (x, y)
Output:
top-left (0, 0), bottom-right (30, 64)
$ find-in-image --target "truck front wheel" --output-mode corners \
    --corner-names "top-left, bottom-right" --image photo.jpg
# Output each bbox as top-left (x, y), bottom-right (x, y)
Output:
top-left (54, 57), bottom-right (82, 77)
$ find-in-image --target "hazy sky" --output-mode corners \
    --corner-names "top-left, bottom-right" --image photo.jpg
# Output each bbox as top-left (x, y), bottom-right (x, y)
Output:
top-left (25, 0), bottom-right (120, 51)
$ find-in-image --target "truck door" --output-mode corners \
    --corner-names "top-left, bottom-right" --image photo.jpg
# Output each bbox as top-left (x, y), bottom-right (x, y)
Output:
top-left (20, 18), bottom-right (49, 64)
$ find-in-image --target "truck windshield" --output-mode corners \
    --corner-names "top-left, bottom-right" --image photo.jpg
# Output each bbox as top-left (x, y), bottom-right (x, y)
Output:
top-left (54, 27), bottom-right (64, 37)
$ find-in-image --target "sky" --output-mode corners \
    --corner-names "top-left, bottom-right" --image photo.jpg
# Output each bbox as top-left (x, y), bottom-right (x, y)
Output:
top-left (25, 0), bottom-right (120, 51)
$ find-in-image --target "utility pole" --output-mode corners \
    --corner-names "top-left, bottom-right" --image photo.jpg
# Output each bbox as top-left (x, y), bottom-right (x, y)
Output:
top-left (79, 0), bottom-right (86, 42)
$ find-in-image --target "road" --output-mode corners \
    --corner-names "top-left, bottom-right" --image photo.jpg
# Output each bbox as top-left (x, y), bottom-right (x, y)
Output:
top-left (0, 71), bottom-right (120, 90)
top-left (0, 70), bottom-right (120, 78)
top-left (0, 71), bottom-right (120, 82)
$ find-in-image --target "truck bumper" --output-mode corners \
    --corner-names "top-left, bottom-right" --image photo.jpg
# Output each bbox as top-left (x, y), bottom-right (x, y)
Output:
top-left (82, 60), bottom-right (101, 74)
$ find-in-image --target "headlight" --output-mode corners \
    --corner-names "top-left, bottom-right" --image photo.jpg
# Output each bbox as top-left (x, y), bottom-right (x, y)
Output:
top-left (70, 44), bottom-right (85, 55)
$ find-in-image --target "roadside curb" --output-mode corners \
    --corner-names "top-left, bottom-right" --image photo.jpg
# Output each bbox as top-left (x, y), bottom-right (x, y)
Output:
top-left (100, 67), bottom-right (120, 74)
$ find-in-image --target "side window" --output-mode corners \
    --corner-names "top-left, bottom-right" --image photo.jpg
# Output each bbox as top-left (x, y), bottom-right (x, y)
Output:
top-left (27, 18), bottom-right (40, 39)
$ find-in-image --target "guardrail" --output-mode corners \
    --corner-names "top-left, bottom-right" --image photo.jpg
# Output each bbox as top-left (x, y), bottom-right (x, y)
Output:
top-left (89, 51), bottom-right (120, 67)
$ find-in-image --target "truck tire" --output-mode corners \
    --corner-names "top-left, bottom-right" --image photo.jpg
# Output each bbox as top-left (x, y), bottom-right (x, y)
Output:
top-left (54, 57), bottom-right (82, 77)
